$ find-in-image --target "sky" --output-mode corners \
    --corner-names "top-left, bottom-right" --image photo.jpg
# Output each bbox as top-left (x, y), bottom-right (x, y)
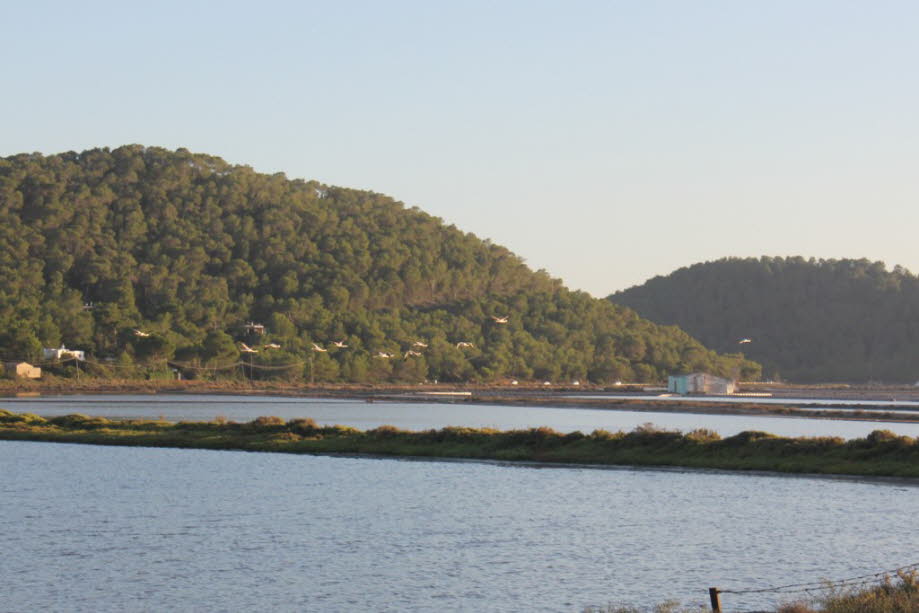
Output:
top-left (3, 1), bottom-right (917, 296)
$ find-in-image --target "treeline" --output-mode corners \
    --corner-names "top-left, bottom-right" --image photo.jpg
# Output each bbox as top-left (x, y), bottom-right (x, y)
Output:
top-left (610, 256), bottom-right (919, 383)
top-left (0, 145), bottom-right (759, 383)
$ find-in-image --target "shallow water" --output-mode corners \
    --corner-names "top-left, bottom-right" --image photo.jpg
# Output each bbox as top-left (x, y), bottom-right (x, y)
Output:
top-left (6, 393), bottom-right (919, 439)
top-left (2, 440), bottom-right (917, 612)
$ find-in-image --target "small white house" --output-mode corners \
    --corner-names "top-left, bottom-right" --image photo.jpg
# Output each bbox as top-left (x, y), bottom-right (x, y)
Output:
top-left (42, 346), bottom-right (85, 362)
top-left (668, 372), bottom-right (735, 395)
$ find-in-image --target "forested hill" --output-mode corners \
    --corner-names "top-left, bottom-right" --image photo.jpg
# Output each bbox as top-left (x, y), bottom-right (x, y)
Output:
top-left (609, 257), bottom-right (919, 383)
top-left (0, 145), bottom-right (758, 383)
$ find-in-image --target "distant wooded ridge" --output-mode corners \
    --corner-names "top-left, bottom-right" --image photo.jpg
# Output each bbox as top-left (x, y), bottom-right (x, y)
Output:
top-left (0, 145), bottom-right (758, 384)
top-left (609, 256), bottom-right (919, 383)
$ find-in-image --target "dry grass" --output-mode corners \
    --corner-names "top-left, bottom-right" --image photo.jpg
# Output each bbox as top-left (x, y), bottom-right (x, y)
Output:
top-left (776, 571), bottom-right (919, 613)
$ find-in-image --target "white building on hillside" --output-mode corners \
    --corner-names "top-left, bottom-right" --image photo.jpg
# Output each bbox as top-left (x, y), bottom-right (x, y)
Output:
top-left (42, 346), bottom-right (85, 361)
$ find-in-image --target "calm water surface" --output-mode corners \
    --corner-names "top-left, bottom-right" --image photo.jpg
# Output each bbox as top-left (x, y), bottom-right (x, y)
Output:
top-left (2, 441), bottom-right (917, 612)
top-left (567, 393), bottom-right (919, 408)
top-left (6, 394), bottom-right (919, 439)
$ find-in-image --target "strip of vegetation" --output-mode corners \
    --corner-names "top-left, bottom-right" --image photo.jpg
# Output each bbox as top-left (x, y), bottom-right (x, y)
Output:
top-left (3, 410), bottom-right (919, 478)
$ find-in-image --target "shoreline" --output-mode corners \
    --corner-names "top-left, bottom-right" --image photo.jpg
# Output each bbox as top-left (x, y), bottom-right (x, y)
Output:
top-left (5, 379), bottom-right (919, 425)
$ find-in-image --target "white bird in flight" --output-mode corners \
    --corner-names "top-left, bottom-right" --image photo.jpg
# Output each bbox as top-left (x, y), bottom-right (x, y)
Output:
top-left (263, 343), bottom-right (281, 349)
top-left (491, 316), bottom-right (508, 324)
top-left (412, 341), bottom-right (428, 348)
top-left (240, 342), bottom-right (258, 353)
top-left (133, 329), bottom-right (150, 337)
top-left (312, 343), bottom-right (327, 352)
top-left (333, 340), bottom-right (348, 348)
top-left (738, 338), bottom-right (752, 344)
top-left (456, 342), bottom-right (475, 348)
top-left (404, 350), bottom-right (422, 358)
top-left (375, 351), bottom-right (394, 359)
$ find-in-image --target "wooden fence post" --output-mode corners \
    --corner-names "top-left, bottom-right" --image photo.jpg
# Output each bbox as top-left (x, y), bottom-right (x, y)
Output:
top-left (709, 587), bottom-right (721, 612)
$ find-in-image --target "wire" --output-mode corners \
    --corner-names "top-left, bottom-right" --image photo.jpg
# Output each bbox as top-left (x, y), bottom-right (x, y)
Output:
top-left (719, 562), bottom-right (919, 595)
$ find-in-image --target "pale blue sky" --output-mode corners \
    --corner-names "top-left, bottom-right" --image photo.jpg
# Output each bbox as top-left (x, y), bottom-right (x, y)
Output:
top-left (3, 1), bottom-right (917, 296)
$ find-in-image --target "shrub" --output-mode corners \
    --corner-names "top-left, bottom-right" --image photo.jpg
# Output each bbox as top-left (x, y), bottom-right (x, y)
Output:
top-left (321, 425), bottom-right (360, 436)
top-left (287, 417), bottom-right (318, 435)
top-left (48, 414), bottom-right (110, 429)
top-left (369, 424), bottom-right (402, 438)
top-left (722, 430), bottom-right (778, 446)
top-left (866, 429), bottom-right (899, 444)
top-left (505, 426), bottom-right (563, 447)
top-left (589, 429), bottom-right (622, 441)
top-left (0, 412), bottom-right (46, 425)
top-left (251, 415), bottom-right (285, 427)
top-left (49, 413), bottom-right (92, 426)
top-left (626, 423), bottom-right (683, 445)
top-left (686, 428), bottom-right (720, 443)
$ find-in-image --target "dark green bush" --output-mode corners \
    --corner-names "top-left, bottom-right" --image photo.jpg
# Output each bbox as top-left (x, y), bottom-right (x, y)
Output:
top-left (369, 424), bottom-right (402, 438)
top-left (48, 414), bottom-right (110, 429)
top-left (287, 417), bottom-right (318, 435)
top-left (723, 430), bottom-right (778, 445)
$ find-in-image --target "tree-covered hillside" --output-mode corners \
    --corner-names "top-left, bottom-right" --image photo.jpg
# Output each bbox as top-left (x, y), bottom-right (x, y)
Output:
top-left (0, 145), bottom-right (758, 383)
top-left (610, 256), bottom-right (919, 383)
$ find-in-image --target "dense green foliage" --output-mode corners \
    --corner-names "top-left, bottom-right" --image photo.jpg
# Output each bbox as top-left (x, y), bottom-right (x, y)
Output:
top-left (610, 257), bottom-right (919, 383)
top-left (0, 145), bottom-right (757, 383)
top-left (3, 409), bottom-right (919, 478)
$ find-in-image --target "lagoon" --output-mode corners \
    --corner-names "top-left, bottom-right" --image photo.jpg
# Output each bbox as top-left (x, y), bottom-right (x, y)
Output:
top-left (2, 440), bottom-right (917, 612)
top-left (7, 393), bottom-right (919, 439)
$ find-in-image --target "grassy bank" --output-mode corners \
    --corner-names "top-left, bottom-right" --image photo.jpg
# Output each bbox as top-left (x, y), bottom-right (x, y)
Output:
top-left (776, 570), bottom-right (919, 612)
top-left (3, 410), bottom-right (919, 478)
top-left (584, 570), bottom-right (919, 612)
